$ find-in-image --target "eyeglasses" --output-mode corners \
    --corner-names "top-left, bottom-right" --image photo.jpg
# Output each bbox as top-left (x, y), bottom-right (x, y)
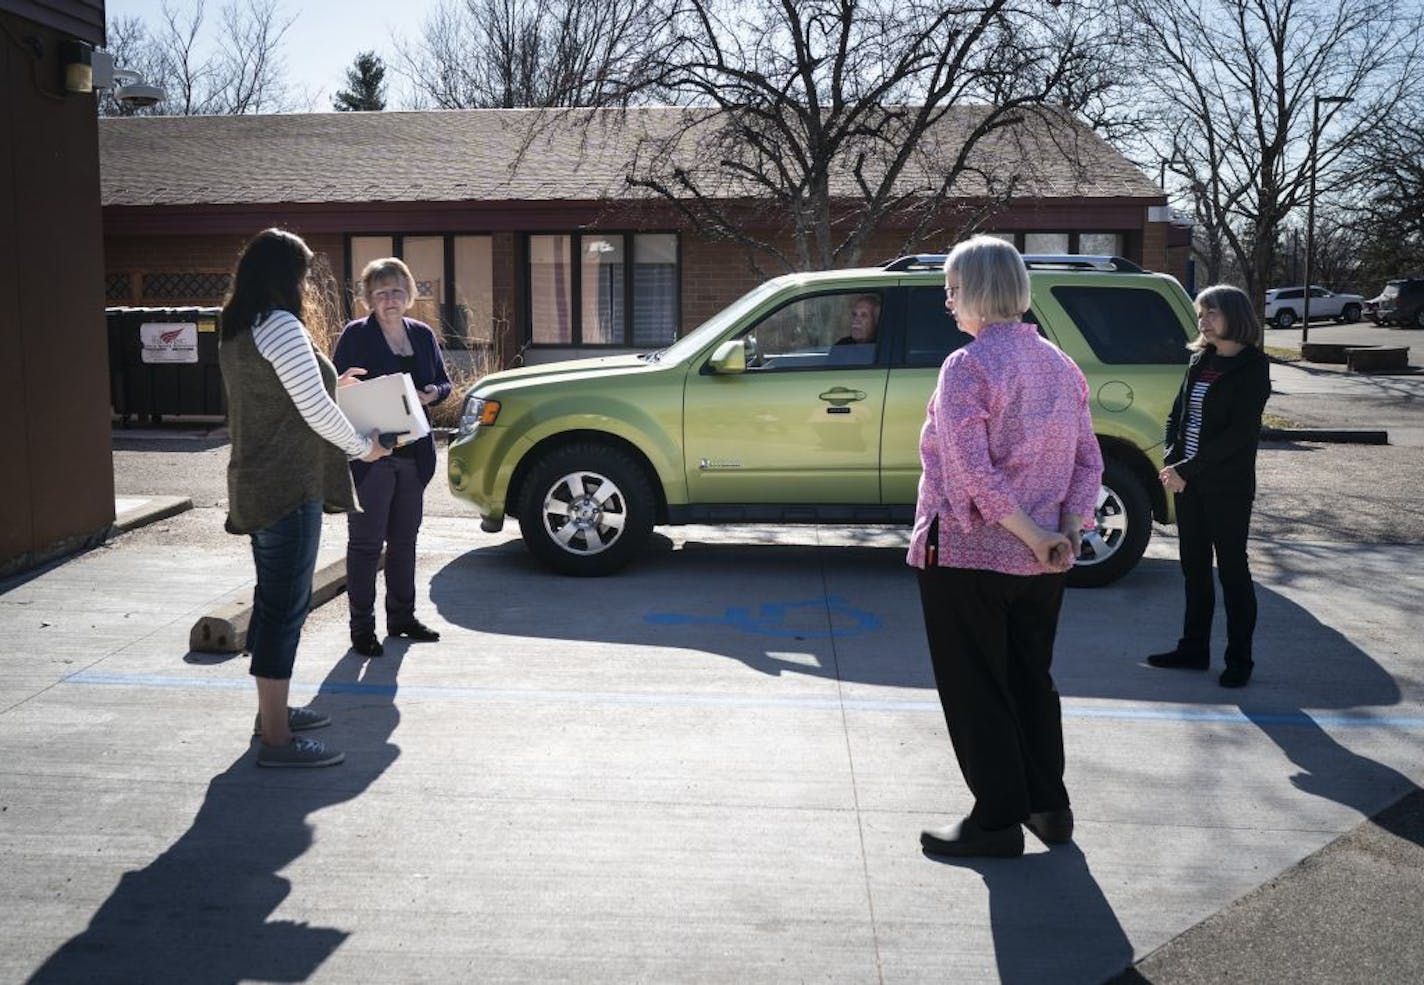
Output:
top-left (371, 287), bottom-right (408, 302)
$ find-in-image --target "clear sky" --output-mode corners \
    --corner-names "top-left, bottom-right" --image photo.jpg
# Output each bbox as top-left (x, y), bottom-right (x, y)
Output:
top-left (106, 0), bottom-right (433, 111)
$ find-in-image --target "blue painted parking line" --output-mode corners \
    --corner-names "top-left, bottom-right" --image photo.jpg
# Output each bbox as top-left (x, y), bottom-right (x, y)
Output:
top-left (63, 671), bottom-right (1424, 729)
top-left (645, 595), bottom-right (882, 638)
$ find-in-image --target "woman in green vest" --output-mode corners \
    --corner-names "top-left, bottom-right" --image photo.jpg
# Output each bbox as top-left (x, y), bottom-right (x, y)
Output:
top-left (220, 229), bottom-right (389, 768)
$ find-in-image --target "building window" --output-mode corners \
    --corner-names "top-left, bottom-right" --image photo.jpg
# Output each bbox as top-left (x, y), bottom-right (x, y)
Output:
top-left (453, 236), bottom-right (494, 345)
top-left (527, 232), bottom-right (679, 347)
top-left (633, 234), bottom-right (678, 347)
top-left (402, 236), bottom-right (445, 332)
top-left (1025, 232), bottom-right (1070, 255)
top-left (346, 234), bottom-right (494, 348)
top-left (530, 234), bottom-right (574, 344)
top-left (1079, 232), bottom-right (1124, 256)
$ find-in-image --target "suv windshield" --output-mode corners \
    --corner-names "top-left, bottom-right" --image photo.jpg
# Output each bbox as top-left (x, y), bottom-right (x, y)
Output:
top-left (657, 277), bottom-right (789, 363)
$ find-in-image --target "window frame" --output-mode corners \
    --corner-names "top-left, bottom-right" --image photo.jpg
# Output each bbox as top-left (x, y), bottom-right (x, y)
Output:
top-left (343, 232), bottom-right (493, 349)
top-left (522, 231), bottom-right (681, 348)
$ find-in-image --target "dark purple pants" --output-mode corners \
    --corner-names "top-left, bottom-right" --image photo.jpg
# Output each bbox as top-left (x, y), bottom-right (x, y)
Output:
top-left (347, 455), bottom-right (425, 634)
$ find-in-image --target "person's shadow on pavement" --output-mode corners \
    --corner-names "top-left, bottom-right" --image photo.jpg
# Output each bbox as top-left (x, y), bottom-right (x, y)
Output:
top-left (25, 651), bottom-right (403, 985)
top-left (924, 843), bottom-right (1132, 985)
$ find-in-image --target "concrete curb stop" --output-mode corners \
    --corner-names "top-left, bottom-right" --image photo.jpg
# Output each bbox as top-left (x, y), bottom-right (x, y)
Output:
top-left (1260, 426), bottom-right (1390, 445)
top-left (112, 495), bottom-right (192, 532)
top-left (188, 553), bottom-right (383, 653)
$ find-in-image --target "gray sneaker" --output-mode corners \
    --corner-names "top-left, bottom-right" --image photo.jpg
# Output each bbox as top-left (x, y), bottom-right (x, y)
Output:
top-left (253, 706), bottom-right (331, 736)
top-left (256, 735), bottom-right (345, 768)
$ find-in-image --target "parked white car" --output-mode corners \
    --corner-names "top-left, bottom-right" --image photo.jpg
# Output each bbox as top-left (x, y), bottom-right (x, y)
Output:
top-left (1263, 286), bottom-right (1364, 329)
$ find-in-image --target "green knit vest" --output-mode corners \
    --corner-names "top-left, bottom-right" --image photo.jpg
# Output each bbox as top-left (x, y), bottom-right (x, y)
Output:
top-left (219, 325), bottom-right (358, 535)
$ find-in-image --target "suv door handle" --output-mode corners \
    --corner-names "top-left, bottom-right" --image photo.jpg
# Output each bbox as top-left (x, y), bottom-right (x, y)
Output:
top-left (819, 387), bottom-right (866, 405)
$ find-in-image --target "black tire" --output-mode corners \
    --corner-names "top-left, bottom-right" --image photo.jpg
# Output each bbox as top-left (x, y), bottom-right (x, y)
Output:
top-left (1415, 308), bottom-right (1424, 330)
top-left (1341, 303), bottom-right (1362, 323)
top-left (1067, 458), bottom-right (1152, 588)
top-left (1273, 309), bottom-right (1297, 329)
top-left (517, 442), bottom-right (656, 576)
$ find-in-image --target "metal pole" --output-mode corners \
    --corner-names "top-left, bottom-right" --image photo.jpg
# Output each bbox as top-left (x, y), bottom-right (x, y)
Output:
top-left (1302, 95), bottom-right (1319, 345)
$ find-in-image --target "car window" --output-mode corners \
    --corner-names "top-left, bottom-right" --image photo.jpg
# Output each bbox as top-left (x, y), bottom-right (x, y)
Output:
top-left (1310, 287), bottom-right (1328, 298)
top-left (1051, 285), bottom-right (1190, 365)
top-left (1276, 289), bottom-right (1302, 300)
top-left (735, 290), bottom-right (882, 371)
top-left (903, 287), bottom-right (973, 367)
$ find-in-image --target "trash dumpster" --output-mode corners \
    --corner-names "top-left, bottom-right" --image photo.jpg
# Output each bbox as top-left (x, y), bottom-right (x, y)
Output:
top-left (107, 307), bottom-right (224, 425)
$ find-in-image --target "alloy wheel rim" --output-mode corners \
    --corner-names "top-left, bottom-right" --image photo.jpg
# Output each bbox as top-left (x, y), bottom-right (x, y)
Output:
top-left (1078, 484), bottom-right (1128, 567)
top-left (541, 470), bottom-right (628, 555)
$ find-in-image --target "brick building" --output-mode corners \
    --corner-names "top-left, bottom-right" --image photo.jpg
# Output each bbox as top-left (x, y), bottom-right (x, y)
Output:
top-left (101, 107), bottom-right (1174, 367)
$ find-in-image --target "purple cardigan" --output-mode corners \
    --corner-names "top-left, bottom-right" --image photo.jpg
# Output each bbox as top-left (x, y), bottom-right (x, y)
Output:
top-left (333, 315), bottom-right (452, 487)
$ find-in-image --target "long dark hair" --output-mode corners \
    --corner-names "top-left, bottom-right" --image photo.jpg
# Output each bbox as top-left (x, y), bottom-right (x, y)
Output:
top-left (221, 228), bottom-right (313, 340)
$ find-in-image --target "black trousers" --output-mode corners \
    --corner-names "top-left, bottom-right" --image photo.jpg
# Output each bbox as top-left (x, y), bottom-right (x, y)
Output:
top-left (347, 455), bottom-right (426, 634)
top-left (1173, 486), bottom-right (1256, 667)
top-left (916, 564), bottom-right (1070, 830)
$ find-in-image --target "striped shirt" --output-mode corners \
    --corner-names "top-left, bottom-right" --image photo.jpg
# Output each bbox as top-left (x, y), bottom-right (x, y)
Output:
top-left (1182, 362), bottom-right (1224, 460)
top-left (251, 311), bottom-right (371, 459)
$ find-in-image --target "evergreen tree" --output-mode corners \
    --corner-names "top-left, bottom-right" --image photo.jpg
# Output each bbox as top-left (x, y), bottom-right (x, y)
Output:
top-left (333, 51), bottom-right (386, 111)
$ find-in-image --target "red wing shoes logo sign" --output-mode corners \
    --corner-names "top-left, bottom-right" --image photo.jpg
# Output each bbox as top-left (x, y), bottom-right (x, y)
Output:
top-left (140, 322), bottom-right (199, 364)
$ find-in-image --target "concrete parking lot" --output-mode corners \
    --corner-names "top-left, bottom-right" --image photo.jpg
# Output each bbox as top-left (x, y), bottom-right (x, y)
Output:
top-left (3, 355), bottom-right (1423, 984)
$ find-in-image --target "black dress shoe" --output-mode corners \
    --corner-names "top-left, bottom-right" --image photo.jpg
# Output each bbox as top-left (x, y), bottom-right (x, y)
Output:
top-left (389, 619), bottom-right (440, 643)
top-left (921, 817), bottom-right (1023, 858)
top-left (1025, 808), bottom-right (1074, 845)
top-left (351, 631), bottom-right (384, 657)
top-left (1219, 664), bottom-right (1252, 688)
top-left (1146, 649), bottom-right (1209, 670)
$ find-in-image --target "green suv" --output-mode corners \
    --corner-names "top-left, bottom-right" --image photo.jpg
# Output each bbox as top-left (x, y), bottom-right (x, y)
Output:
top-left (448, 255), bottom-right (1196, 586)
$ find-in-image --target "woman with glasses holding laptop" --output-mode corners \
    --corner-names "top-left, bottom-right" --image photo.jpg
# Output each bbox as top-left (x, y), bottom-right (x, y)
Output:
top-left (334, 258), bottom-right (452, 658)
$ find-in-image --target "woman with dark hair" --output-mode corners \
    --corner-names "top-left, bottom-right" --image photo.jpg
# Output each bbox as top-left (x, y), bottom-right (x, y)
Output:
top-left (1148, 284), bottom-right (1271, 688)
top-left (220, 228), bottom-right (389, 768)
top-left (334, 257), bottom-right (451, 657)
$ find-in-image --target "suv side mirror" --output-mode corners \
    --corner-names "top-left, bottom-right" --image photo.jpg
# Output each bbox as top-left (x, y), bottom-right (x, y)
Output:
top-left (708, 339), bottom-right (747, 374)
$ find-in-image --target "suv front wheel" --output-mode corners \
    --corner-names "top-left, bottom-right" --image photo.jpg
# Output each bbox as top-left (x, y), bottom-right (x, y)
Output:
top-left (1068, 459), bottom-right (1152, 588)
top-left (517, 442), bottom-right (656, 576)
top-left (1273, 309), bottom-right (1297, 329)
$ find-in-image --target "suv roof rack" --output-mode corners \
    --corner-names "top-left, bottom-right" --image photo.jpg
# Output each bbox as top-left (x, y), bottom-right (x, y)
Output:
top-left (881, 253), bottom-right (1145, 274)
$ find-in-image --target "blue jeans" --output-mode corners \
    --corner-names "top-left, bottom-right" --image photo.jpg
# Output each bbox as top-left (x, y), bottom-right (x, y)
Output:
top-left (247, 500), bottom-right (322, 680)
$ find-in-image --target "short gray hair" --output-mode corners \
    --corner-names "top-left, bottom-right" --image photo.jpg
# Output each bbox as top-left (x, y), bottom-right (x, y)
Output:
top-left (360, 256), bottom-right (417, 307)
top-left (944, 236), bottom-right (1031, 325)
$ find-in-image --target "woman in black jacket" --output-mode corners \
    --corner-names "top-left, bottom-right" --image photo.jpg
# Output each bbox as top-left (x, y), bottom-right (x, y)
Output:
top-left (1148, 284), bottom-right (1271, 688)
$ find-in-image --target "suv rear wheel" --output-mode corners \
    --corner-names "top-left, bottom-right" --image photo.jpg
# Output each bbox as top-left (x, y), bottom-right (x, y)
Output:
top-left (1273, 309), bottom-right (1297, 329)
top-left (517, 443), bottom-right (655, 576)
top-left (1068, 459), bottom-right (1152, 588)
top-left (1341, 303), bottom-right (1362, 323)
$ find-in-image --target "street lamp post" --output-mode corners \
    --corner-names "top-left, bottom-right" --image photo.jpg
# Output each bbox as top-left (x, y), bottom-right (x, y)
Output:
top-left (1302, 94), bottom-right (1352, 344)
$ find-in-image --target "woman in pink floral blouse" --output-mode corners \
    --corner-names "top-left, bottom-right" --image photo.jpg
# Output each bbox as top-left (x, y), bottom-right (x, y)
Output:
top-left (910, 236), bottom-right (1104, 858)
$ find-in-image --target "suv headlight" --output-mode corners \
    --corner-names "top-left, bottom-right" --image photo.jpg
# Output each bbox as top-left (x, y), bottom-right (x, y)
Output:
top-left (457, 395), bottom-right (501, 437)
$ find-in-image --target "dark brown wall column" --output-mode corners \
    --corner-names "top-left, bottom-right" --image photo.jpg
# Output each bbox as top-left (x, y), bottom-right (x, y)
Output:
top-left (1, 11), bottom-right (114, 572)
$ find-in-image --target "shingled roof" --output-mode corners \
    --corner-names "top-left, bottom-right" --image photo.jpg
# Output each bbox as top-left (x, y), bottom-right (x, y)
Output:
top-left (99, 106), bottom-right (1159, 208)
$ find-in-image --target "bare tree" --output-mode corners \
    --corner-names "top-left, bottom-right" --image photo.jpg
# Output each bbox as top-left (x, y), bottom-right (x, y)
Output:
top-left (620, 0), bottom-right (1125, 274)
top-left (1124, 0), bottom-right (1423, 307)
top-left (395, 0), bottom-right (672, 108)
top-left (100, 0), bottom-right (296, 116)
top-left (1337, 94), bottom-right (1424, 287)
